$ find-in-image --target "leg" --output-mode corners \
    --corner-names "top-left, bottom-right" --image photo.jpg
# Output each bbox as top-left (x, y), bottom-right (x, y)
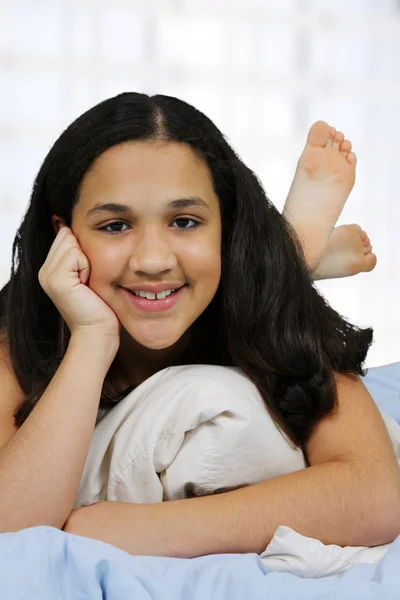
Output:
top-left (283, 121), bottom-right (357, 271)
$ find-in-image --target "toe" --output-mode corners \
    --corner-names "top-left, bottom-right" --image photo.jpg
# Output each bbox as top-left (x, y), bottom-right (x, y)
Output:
top-left (307, 121), bottom-right (331, 147)
top-left (347, 152), bottom-right (357, 166)
top-left (364, 252), bottom-right (377, 272)
top-left (340, 139), bottom-right (352, 154)
top-left (332, 131), bottom-right (344, 150)
top-left (325, 127), bottom-right (336, 148)
top-left (363, 239), bottom-right (373, 253)
top-left (361, 229), bottom-right (373, 253)
top-left (362, 231), bottom-right (371, 246)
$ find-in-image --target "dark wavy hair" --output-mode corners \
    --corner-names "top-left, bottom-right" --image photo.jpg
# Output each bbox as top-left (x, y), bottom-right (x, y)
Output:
top-left (0, 92), bottom-right (372, 447)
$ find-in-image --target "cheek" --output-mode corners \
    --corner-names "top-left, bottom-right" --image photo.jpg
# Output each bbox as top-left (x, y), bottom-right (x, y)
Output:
top-left (79, 240), bottom-right (119, 288)
top-left (184, 236), bottom-right (221, 283)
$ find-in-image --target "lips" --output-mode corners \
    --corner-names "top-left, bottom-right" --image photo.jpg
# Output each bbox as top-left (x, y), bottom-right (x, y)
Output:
top-left (123, 284), bottom-right (186, 296)
top-left (121, 283), bottom-right (187, 313)
top-left (122, 283), bottom-right (187, 294)
top-left (126, 287), bottom-right (182, 297)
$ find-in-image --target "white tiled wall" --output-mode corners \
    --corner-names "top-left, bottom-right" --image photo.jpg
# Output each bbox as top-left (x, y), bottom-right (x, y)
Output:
top-left (0, 0), bottom-right (399, 366)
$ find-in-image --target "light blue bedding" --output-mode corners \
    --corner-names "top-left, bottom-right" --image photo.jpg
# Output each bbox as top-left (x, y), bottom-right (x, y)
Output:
top-left (0, 526), bottom-right (400, 599)
top-left (363, 362), bottom-right (400, 424)
top-left (1, 362), bottom-right (398, 599)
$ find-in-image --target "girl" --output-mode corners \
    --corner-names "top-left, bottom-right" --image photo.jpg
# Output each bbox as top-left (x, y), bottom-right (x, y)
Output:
top-left (0, 92), bottom-right (397, 557)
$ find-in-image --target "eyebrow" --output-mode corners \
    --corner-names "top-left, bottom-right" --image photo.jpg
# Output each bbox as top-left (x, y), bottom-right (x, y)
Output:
top-left (85, 197), bottom-right (211, 220)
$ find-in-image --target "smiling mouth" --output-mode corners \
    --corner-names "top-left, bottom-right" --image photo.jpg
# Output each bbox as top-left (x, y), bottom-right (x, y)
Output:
top-left (121, 283), bottom-right (187, 313)
top-left (126, 286), bottom-right (184, 300)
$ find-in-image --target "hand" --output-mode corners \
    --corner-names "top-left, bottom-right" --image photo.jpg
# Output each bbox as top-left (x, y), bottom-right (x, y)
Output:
top-left (39, 226), bottom-right (120, 340)
top-left (63, 501), bottom-right (169, 556)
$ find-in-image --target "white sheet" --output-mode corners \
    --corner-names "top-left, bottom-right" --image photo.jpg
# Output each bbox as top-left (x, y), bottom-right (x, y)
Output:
top-left (260, 526), bottom-right (391, 578)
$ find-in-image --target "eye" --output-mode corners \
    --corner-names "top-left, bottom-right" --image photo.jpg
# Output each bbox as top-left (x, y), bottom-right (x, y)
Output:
top-left (172, 218), bottom-right (201, 230)
top-left (98, 218), bottom-right (201, 234)
top-left (99, 221), bottom-right (129, 233)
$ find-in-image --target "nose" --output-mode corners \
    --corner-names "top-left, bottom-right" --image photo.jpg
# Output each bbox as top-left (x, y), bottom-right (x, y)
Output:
top-left (128, 225), bottom-right (178, 275)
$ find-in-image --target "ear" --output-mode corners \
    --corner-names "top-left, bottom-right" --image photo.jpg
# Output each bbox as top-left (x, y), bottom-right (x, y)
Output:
top-left (51, 215), bottom-right (66, 234)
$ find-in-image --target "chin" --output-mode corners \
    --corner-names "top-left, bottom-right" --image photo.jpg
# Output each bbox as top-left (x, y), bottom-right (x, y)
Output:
top-left (141, 339), bottom-right (177, 351)
top-left (133, 331), bottom-right (184, 352)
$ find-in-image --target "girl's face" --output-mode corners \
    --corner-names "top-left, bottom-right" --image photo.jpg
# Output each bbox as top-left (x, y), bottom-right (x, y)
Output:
top-left (65, 140), bottom-right (222, 351)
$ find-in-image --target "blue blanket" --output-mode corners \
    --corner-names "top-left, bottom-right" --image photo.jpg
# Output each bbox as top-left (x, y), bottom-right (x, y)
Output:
top-left (1, 363), bottom-right (399, 599)
top-left (363, 362), bottom-right (400, 424)
top-left (0, 526), bottom-right (400, 599)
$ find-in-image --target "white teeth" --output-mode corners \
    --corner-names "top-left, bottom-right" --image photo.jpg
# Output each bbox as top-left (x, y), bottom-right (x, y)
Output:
top-left (132, 288), bottom-right (177, 300)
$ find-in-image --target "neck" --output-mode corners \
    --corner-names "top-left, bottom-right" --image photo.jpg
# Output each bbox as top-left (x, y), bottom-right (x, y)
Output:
top-left (114, 328), bottom-right (192, 388)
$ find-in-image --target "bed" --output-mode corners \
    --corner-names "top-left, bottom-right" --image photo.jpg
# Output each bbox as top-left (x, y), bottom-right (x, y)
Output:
top-left (1, 362), bottom-right (399, 599)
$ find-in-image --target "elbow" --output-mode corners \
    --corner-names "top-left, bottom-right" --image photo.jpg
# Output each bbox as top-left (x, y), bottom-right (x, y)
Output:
top-left (378, 502), bottom-right (400, 545)
top-left (369, 479), bottom-right (400, 545)
top-left (386, 481), bottom-right (400, 540)
top-left (344, 458), bottom-right (400, 547)
top-left (0, 519), bottom-right (64, 535)
top-left (0, 508), bottom-right (67, 534)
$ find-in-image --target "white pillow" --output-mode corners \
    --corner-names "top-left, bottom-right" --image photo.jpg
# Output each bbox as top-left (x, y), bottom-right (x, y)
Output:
top-left (76, 364), bottom-right (306, 507)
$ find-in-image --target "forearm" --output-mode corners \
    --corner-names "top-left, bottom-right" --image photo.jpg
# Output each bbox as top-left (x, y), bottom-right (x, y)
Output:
top-left (0, 333), bottom-right (116, 532)
top-left (156, 460), bottom-right (400, 558)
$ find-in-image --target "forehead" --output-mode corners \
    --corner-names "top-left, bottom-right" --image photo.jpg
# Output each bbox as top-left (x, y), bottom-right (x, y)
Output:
top-left (78, 140), bottom-right (216, 202)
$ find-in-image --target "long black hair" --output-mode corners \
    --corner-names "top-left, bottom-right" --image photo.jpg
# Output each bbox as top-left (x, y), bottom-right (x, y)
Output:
top-left (0, 92), bottom-right (372, 447)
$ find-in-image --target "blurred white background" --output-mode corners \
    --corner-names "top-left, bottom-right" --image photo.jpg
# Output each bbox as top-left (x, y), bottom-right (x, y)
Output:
top-left (0, 0), bottom-right (399, 367)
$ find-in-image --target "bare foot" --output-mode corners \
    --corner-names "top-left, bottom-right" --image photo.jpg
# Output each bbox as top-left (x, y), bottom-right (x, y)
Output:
top-left (311, 224), bottom-right (377, 280)
top-left (283, 121), bottom-right (357, 271)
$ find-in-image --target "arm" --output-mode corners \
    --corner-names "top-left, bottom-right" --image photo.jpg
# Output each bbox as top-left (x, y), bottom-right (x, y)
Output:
top-left (165, 373), bottom-right (400, 556)
top-left (65, 373), bottom-right (400, 557)
top-left (0, 332), bottom-right (116, 532)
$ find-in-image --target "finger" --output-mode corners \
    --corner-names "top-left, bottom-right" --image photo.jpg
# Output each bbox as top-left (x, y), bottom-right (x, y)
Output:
top-left (47, 245), bottom-right (90, 290)
top-left (64, 245), bottom-right (91, 286)
top-left (45, 226), bottom-right (72, 264)
top-left (44, 228), bottom-right (83, 274)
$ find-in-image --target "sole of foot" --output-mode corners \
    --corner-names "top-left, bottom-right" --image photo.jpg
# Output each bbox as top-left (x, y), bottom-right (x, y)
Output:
top-left (312, 224), bottom-right (377, 280)
top-left (283, 121), bottom-right (357, 271)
